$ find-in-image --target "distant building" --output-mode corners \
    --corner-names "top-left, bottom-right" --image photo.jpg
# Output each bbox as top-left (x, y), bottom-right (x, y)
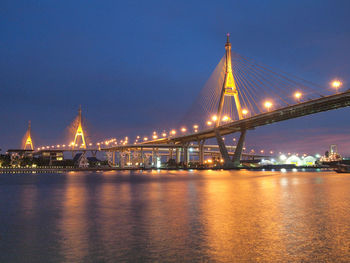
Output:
top-left (73, 153), bottom-right (89, 168)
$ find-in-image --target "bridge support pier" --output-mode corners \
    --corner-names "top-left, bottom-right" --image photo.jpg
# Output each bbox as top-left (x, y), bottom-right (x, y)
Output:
top-left (183, 145), bottom-right (189, 167)
top-left (169, 148), bottom-right (173, 160)
top-left (232, 129), bottom-right (246, 167)
top-left (198, 140), bottom-right (205, 165)
top-left (215, 129), bottom-right (235, 168)
top-left (176, 148), bottom-right (181, 164)
top-left (112, 151), bottom-right (116, 166)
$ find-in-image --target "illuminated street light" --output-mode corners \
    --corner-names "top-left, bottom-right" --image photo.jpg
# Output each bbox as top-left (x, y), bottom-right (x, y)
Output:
top-left (152, 135), bottom-right (158, 139)
top-left (294, 92), bottom-right (302, 101)
top-left (207, 121), bottom-right (213, 126)
top-left (170, 130), bottom-right (176, 135)
top-left (331, 79), bottom-right (342, 93)
top-left (264, 101), bottom-right (272, 111)
top-left (222, 115), bottom-right (230, 122)
top-left (193, 124), bottom-right (199, 129)
top-left (242, 109), bottom-right (248, 116)
top-left (162, 132), bottom-right (167, 137)
top-left (211, 115), bottom-right (218, 121)
top-left (181, 127), bottom-right (187, 133)
top-left (143, 137), bottom-right (148, 141)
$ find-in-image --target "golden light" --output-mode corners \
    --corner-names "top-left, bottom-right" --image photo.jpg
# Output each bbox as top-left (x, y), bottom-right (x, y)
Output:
top-left (170, 130), bottom-right (176, 135)
top-left (207, 121), bottom-right (213, 126)
top-left (294, 91), bottom-right (302, 99)
top-left (222, 115), bottom-right (229, 122)
top-left (264, 101), bottom-right (272, 110)
top-left (242, 109), bottom-right (248, 115)
top-left (152, 135), bottom-right (158, 139)
top-left (331, 80), bottom-right (342, 88)
top-left (143, 137), bottom-right (148, 141)
top-left (211, 115), bottom-right (218, 121)
top-left (193, 124), bottom-right (199, 129)
top-left (181, 127), bottom-right (187, 132)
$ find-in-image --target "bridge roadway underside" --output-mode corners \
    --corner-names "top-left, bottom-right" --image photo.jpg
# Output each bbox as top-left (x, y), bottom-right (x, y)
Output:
top-left (145, 90), bottom-right (350, 144)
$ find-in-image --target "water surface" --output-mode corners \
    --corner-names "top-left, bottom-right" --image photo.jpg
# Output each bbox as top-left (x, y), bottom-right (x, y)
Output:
top-left (1, 170), bottom-right (350, 262)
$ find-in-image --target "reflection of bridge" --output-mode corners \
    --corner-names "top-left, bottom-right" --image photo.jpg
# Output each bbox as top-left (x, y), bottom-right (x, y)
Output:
top-left (17, 34), bottom-right (350, 169)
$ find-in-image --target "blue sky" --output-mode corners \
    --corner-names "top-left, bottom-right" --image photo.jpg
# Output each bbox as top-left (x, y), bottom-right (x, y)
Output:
top-left (1, 0), bottom-right (350, 155)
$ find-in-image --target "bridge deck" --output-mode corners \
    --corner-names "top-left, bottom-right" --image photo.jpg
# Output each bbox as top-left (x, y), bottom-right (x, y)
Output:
top-left (143, 90), bottom-right (350, 144)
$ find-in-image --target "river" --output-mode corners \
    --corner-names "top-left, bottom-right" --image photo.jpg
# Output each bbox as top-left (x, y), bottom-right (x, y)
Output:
top-left (1, 170), bottom-right (350, 262)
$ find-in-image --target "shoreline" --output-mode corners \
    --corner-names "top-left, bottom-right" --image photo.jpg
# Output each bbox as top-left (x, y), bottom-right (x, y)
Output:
top-left (0, 166), bottom-right (334, 174)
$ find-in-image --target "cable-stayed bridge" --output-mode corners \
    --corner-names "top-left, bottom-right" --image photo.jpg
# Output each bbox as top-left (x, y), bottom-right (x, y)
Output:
top-left (16, 34), bottom-right (350, 168)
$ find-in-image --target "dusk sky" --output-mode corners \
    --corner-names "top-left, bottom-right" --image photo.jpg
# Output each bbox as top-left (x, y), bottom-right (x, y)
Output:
top-left (1, 0), bottom-right (350, 155)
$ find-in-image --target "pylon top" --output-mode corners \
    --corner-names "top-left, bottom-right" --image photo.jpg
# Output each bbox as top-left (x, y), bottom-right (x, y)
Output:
top-left (225, 33), bottom-right (231, 48)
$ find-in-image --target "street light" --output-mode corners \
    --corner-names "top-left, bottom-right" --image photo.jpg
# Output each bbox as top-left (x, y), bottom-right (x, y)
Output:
top-left (207, 121), bottom-right (213, 126)
top-left (242, 109), bottom-right (248, 116)
top-left (222, 115), bottom-right (230, 122)
top-left (331, 79), bottom-right (342, 93)
top-left (264, 101), bottom-right (272, 111)
top-left (294, 91), bottom-right (302, 102)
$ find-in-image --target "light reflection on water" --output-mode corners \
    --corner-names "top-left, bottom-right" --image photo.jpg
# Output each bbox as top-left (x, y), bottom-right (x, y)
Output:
top-left (1, 170), bottom-right (350, 262)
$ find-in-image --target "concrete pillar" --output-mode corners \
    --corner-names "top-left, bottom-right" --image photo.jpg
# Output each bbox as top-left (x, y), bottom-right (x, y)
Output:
top-left (112, 151), bottom-right (116, 166)
top-left (198, 140), bottom-right (205, 165)
top-left (176, 148), bottom-right (181, 164)
top-left (120, 152), bottom-right (125, 168)
top-left (169, 148), bottom-right (173, 160)
top-left (232, 130), bottom-right (247, 167)
top-left (183, 146), bottom-right (188, 167)
top-left (214, 129), bottom-right (234, 168)
top-left (140, 148), bottom-right (144, 166)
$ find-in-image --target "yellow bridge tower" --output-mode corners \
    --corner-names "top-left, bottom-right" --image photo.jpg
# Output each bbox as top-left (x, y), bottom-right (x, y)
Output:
top-left (73, 106), bottom-right (86, 149)
top-left (216, 33), bottom-right (242, 125)
top-left (215, 34), bottom-right (246, 168)
top-left (23, 121), bottom-right (34, 150)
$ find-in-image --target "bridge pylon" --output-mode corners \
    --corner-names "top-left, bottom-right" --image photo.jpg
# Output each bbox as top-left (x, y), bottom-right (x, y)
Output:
top-left (72, 105), bottom-right (86, 150)
top-left (215, 34), bottom-right (245, 168)
top-left (23, 120), bottom-right (34, 150)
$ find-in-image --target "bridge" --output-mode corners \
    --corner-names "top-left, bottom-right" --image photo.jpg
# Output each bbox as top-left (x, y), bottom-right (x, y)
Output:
top-left (13, 34), bottom-right (350, 169)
